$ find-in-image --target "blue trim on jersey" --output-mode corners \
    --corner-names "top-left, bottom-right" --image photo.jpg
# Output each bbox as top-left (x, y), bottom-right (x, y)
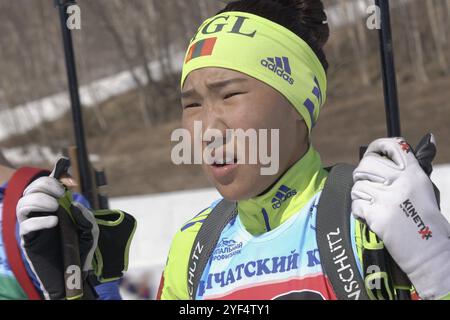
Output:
top-left (181, 219), bottom-right (206, 232)
top-left (261, 208), bottom-right (271, 232)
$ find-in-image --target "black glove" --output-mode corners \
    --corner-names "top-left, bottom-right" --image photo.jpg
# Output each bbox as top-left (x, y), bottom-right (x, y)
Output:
top-left (92, 209), bottom-right (137, 283)
top-left (413, 133), bottom-right (441, 208)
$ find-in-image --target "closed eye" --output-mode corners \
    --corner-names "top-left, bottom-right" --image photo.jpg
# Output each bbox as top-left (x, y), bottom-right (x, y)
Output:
top-left (224, 92), bottom-right (246, 100)
top-left (183, 102), bottom-right (201, 109)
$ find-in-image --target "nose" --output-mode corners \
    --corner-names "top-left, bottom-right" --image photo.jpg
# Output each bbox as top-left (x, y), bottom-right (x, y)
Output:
top-left (202, 100), bottom-right (228, 149)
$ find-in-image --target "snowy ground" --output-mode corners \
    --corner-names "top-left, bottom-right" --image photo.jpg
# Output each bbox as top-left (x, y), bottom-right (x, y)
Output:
top-left (112, 164), bottom-right (450, 299)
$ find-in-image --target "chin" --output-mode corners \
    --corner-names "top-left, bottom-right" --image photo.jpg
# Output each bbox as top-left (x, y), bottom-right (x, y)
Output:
top-left (204, 165), bottom-right (271, 201)
top-left (214, 183), bottom-right (253, 201)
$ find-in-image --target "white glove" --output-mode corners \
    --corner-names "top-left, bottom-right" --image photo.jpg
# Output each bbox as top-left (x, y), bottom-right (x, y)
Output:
top-left (351, 137), bottom-right (450, 300)
top-left (17, 176), bottom-right (64, 236)
top-left (17, 168), bottom-right (98, 300)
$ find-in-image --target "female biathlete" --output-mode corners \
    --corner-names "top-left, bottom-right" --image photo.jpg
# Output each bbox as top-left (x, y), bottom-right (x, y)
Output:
top-left (158, 0), bottom-right (450, 300)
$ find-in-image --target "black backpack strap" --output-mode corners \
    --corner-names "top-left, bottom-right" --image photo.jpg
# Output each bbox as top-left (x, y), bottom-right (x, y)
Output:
top-left (316, 164), bottom-right (370, 300)
top-left (187, 199), bottom-right (237, 300)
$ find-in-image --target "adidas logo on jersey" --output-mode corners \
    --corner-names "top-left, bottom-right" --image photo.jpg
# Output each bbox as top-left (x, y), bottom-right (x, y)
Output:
top-left (261, 56), bottom-right (295, 85)
top-left (271, 185), bottom-right (297, 209)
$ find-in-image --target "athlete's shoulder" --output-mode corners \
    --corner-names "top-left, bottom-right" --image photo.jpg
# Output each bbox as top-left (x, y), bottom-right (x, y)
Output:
top-left (171, 198), bottom-right (223, 256)
top-left (179, 198), bottom-right (221, 234)
top-left (159, 199), bottom-right (222, 300)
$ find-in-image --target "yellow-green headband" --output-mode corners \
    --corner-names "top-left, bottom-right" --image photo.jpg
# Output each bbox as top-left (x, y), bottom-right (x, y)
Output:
top-left (181, 11), bottom-right (327, 133)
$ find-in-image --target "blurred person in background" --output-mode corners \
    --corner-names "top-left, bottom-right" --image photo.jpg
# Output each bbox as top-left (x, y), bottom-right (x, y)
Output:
top-left (120, 272), bottom-right (152, 300)
top-left (158, 0), bottom-right (450, 300)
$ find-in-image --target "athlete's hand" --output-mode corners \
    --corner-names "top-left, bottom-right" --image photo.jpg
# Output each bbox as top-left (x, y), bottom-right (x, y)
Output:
top-left (16, 163), bottom-right (98, 300)
top-left (351, 136), bottom-right (450, 300)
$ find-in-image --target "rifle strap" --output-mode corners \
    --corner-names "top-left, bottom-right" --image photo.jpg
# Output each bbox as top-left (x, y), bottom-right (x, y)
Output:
top-left (2, 167), bottom-right (50, 300)
top-left (316, 164), bottom-right (369, 300)
top-left (188, 199), bottom-right (237, 300)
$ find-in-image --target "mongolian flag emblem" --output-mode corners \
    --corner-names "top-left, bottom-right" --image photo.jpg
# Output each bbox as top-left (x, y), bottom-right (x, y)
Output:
top-left (185, 37), bottom-right (217, 63)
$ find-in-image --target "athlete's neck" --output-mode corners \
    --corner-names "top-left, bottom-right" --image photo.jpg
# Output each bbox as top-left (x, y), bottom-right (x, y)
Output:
top-left (256, 142), bottom-right (310, 197)
top-left (237, 146), bottom-right (327, 235)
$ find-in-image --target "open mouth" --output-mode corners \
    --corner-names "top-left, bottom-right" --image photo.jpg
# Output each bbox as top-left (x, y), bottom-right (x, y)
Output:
top-left (209, 156), bottom-right (239, 179)
top-left (212, 158), bottom-right (238, 167)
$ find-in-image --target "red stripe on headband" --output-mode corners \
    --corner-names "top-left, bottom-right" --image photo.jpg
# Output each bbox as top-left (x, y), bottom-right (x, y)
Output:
top-left (185, 37), bottom-right (217, 63)
top-left (200, 37), bottom-right (217, 56)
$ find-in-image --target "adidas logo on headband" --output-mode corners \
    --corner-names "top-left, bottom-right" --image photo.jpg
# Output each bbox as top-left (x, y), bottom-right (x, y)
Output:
top-left (261, 56), bottom-right (295, 85)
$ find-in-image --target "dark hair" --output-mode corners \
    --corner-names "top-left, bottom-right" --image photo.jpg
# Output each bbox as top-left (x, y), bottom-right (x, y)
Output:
top-left (218, 0), bottom-right (329, 71)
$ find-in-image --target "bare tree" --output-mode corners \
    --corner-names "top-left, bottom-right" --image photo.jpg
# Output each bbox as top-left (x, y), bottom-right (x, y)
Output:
top-left (338, 0), bottom-right (370, 86)
top-left (399, 0), bottom-right (429, 83)
top-left (446, 0), bottom-right (450, 43)
top-left (77, 30), bottom-right (108, 132)
top-left (426, 0), bottom-right (448, 74)
top-left (87, 0), bottom-right (153, 127)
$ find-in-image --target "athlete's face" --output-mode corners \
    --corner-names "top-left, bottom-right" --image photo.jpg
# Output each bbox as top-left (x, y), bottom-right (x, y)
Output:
top-left (181, 68), bottom-right (309, 200)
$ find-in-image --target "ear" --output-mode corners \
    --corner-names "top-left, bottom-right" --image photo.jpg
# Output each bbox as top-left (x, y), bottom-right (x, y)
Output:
top-left (295, 119), bottom-right (309, 144)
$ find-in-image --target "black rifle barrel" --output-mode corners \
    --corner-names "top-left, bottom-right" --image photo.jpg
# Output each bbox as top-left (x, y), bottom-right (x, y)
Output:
top-left (375, 0), bottom-right (411, 300)
top-left (55, 0), bottom-right (94, 206)
top-left (375, 0), bottom-right (401, 137)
